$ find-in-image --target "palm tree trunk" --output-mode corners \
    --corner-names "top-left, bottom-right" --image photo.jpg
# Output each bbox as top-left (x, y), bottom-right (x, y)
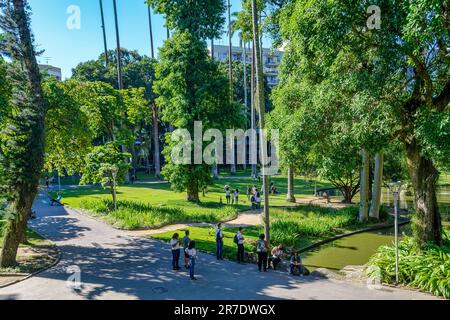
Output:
top-left (227, 0), bottom-right (236, 174)
top-left (99, 0), bottom-right (109, 66)
top-left (250, 42), bottom-right (257, 178)
top-left (147, 6), bottom-right (154, 59)
top-left (152, 104), bottom-right (161, 178)
top-left (369, 152), bottom-right (383, 219)
top-left (359, 149), bottom-right (370, 222)
top-left (251, 0), bottom-right (270, 244)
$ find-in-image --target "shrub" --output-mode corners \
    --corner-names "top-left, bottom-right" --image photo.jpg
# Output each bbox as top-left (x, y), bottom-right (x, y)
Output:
top-left (79, 199), bottom-right (237, 230)
top-left (367, 236), bottom-right (450, 298)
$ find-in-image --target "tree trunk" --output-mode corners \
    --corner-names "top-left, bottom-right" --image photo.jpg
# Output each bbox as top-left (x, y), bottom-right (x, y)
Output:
top-left (250, 42), bottom-right (257, 178)
top-left (0, 186), bottom-right (35, 267)
top-left (406, 139), bottom-right (442, 245)
top-left (359, 149), bottom-right (370, 222)
top-left (286, 165), bottom-right (296, 203)
top-left (0, 0), bottom-right (46, 268)
top-left (251, 0), bottom-right (270, 244)
top-left (187, 181), bottom-right (200, 203)
top-left (369, 152), bottom-right (384, 219)
top-left (152, 104), bottom-right (161, 178)
top-left (212, 163), bottom-right (219, 179)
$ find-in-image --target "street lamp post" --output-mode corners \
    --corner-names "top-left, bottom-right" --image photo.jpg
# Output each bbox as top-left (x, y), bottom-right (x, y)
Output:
top-left (387, 181), bottom-right (402, 284)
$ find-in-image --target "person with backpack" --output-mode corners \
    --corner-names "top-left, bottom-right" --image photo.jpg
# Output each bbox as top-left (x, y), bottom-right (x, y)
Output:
top-left (256, 234), bottom-right (268, 272)
top-left (234, 227), bottom-right (245, 263)
top-left (170, 233), bottom-right (181, 271)
top-left (215, 223), bottom-right (224, 260)
top-left (182, 230), bottom-right (191, 269)
top-left (185, 241), bottom-right (198, 280)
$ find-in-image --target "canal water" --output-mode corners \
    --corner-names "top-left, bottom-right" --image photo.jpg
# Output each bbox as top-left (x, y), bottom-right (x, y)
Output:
top-left (302, 185), bottom-right (450, 272)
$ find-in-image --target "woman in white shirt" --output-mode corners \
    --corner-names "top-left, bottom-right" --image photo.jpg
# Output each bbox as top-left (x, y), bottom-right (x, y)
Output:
top-left (170, 233), bottom-right (181, 271)
top-left (185, 241), bottom-right (198, 280)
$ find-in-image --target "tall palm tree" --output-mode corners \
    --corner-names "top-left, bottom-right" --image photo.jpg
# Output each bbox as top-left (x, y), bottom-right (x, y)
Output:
top-left (227, 0), bottom-right (236, 174)
top-left (112, 0), bottom-right (123, 90)
top-left (99, 0), bottom-right (109, 66)
top-left (251, 0), bottom-right (270, 243)
top-left (147, 5), bottom-right (161, 178)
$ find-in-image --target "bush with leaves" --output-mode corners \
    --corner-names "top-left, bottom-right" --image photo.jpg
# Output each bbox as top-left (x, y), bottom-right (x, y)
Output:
top-left (367, 236), bottom-right (450, 299)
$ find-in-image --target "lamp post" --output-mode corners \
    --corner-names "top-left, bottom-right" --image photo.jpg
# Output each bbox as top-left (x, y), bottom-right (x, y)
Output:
top-left (387, 181), bottom-right (402, 284)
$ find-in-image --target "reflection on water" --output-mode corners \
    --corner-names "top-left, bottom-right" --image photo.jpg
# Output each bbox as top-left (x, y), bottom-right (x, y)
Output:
top-left (302, 225), bottom-right (410, 272)
top-left (301, 187), bottom-right (449, 272)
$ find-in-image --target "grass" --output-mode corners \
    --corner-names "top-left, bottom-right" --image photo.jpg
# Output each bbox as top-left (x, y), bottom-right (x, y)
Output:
top-left (79, 199), bottom-right (237, 230)
top-left (367, 233), bottom-right (450, 299)
top-left (0, 220), bottom-right (58, 274)
top-left (55, 175), bottom-right (334, 230)
top-left (151, 205), bottom-right (373, 262)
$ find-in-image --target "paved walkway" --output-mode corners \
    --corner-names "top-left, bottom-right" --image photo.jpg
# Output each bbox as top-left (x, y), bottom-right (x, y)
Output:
top-left (0, 192), bottom-right (436, 300)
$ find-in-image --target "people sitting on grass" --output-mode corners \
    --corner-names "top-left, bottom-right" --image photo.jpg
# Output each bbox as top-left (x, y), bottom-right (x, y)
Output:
top-left (215, 223), bottom-right (224, 260)
top-left (234, 227), bottom-right (245, 264)
top-left (185, 240), bottom-right (198, 280)
top-left (270, 182), bottom-right (279, 195)
top-left (183, 230), bottom-right (191, 269)
top-left (269, 244), bottom-right (284, 270)
top-left (170, 233), bottom-right (181, 271)
top-left (256, 234), bottom-right (268, 272)
top-left (50, 192), bottom-right (63, 206)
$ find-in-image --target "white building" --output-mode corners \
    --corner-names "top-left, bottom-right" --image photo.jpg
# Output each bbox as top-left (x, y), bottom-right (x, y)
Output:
top-left (209, 44), bottom-right (283, 87)
top-left (39, 64), bottom-right (62, 81)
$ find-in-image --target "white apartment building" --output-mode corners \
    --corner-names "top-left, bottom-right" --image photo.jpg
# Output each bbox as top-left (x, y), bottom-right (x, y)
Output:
top-left (39, 64), bottom-right (62, 81)
top-left (209, 44), bottom-right (283, 87)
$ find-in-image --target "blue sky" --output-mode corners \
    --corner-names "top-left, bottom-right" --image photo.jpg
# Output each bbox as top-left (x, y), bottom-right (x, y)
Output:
top-left (28, 0), bottom-right (266, 79)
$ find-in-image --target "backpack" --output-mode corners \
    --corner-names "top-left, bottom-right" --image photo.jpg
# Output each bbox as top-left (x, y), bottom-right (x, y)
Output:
top-left (256, 240), bottom-right (267, 253)
top-left (233, 234), bottom-right (238, 244)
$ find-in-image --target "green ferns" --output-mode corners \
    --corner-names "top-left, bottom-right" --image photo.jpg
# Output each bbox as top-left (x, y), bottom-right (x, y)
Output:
top-left (79, 199), bottom-right (238, 230)
top-left (367, 236), bottom-right (450, 299)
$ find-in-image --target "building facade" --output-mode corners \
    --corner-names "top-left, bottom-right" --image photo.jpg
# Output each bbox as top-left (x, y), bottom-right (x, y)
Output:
top-left (38, 64), bottom-right (62, 80)
top-left (209, 44), bottom-right (283, 87)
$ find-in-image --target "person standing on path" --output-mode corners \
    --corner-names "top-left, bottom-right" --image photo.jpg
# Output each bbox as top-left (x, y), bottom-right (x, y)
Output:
top-left (235, 189), bottom-right (239, 204)
top-left (235, 227), bottom-right (245, 263)
top-left (183, 230), bottom-right (191, 269)
top-left (170, 233), bottom-right (181, 271)
top-left (185, 241), bottom-right (198, 280)
top-left (256, 234), bottom-right (268, 272)
top-left (215, 223), bottom-right (224, 260)
top-left (255, 189), bottom-right (261, 209)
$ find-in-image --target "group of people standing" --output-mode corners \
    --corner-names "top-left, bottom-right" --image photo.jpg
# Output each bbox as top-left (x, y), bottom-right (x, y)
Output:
top-left (246, 185), bottom-right (262, 209)
top-left (170, 224), bottom-right (308, 281)
top-left (170, 231), bottom-right (198, 280)
top-left (224, 185), bottom-right (239, 205)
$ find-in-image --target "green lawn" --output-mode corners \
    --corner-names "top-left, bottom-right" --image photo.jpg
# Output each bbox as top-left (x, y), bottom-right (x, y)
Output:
top-left (56, 175), bottom-right (334, 230)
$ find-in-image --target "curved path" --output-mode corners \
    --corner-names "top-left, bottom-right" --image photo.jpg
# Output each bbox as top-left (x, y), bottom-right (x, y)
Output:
top-left (0, 192), bottom-right (436, 300)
